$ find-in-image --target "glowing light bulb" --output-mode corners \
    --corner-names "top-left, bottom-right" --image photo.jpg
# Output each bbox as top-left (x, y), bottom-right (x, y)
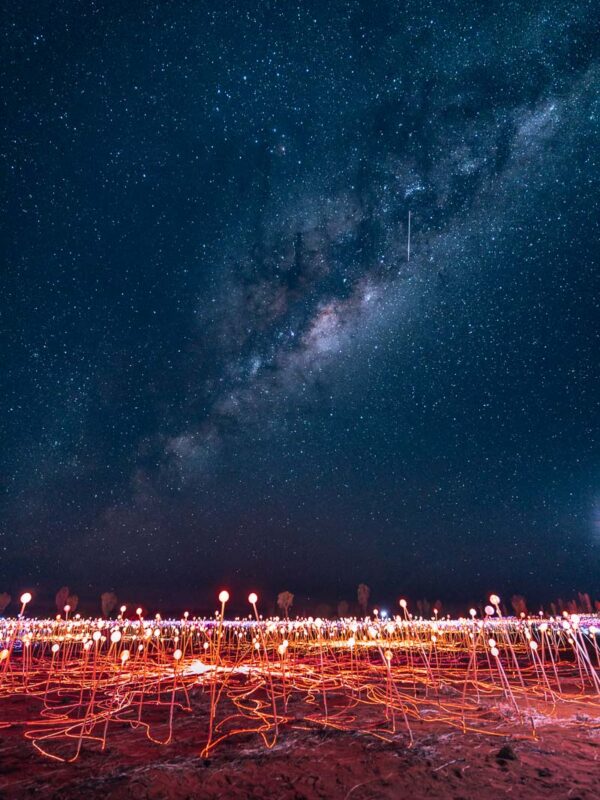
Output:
top-left (20, 592), bottom-right (32, 605)
top-left (489, 594), bottom-right (500, 606)
top-left (248, 592), bottom-right (258, 604)
top-left (219, 590), bottom-right (229, 603)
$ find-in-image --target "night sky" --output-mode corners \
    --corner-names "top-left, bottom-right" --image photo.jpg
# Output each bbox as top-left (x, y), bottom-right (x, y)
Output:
top-left (2, 1), bottom-right (599, 610)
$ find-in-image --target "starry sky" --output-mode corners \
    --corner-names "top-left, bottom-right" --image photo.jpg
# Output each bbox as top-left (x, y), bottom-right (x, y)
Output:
top-left (1, 1), bottom-right (599, 610)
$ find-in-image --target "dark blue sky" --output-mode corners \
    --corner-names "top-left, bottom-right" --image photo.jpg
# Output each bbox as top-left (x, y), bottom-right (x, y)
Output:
top-left (1, 1), bottom-right (599, 610)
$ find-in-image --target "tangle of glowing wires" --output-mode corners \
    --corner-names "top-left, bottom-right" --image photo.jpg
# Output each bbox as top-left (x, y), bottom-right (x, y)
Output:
top-left (1, 592), bottom-right (599, 762)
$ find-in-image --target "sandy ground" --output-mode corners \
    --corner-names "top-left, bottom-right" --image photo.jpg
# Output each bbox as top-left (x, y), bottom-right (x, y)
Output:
top-left (1, 694), bottom-right (599, 800)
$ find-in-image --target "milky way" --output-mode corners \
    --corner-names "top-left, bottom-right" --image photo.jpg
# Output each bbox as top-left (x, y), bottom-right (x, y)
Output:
top-left (2, 1), bottom-right (599, 606)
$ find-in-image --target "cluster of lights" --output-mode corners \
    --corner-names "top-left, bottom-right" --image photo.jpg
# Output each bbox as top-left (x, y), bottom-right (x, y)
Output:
top-left (0, 591), bottom-right (598, 762)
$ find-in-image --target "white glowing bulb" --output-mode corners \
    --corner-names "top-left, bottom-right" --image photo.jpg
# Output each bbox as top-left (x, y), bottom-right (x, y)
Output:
top-left (20, 592), bottom-right (32, 605)
top-left (248, 592), bottom-right (258, 604)
top-left (219, 590), bottom-right (229, 603)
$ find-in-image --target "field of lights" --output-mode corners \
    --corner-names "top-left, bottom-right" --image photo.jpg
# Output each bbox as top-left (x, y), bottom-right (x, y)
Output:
top-left (1, 592), bottom-right (599, 764)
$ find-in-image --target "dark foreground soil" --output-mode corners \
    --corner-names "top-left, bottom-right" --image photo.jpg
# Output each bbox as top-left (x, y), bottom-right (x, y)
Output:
top-left (1, 698), bottom-right (598, 799)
